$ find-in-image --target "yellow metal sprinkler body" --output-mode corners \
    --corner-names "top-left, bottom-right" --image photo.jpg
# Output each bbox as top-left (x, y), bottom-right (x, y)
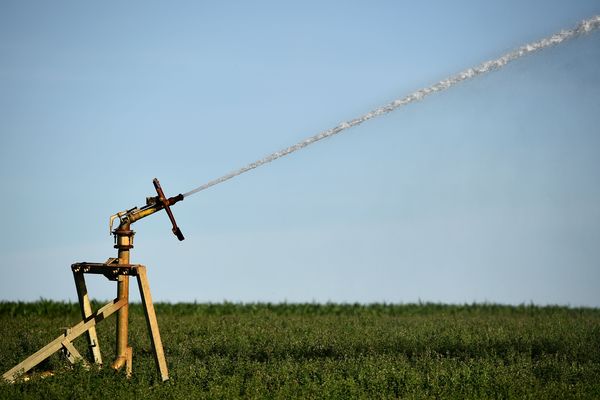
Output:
top-left (112, 224), bottom-right (133, 371)
top-left (108, 181), bottom-right (184, 372)
top-left (2, 178), bottom-right (184, 383)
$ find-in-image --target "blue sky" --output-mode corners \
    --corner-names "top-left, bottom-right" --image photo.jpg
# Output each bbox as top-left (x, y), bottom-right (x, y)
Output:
top-left (1, 1), bottom-right (599, 306)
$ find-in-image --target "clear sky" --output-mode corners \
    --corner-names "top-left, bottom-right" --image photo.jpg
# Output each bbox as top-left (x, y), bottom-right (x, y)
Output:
top-left (1, 1), bottom-right (599, 306)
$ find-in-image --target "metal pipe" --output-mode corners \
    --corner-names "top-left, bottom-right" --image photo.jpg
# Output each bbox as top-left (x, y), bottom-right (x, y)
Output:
top-left (125, 194), bottom-right (184, 225)
top-left (112, 224), bottom-right (134, 370)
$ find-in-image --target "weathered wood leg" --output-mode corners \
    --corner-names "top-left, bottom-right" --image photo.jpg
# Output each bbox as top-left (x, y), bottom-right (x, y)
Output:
top-left (136, 266), bottom-right (169, 381)
top-left (73, 270), bottom-right (103, 364)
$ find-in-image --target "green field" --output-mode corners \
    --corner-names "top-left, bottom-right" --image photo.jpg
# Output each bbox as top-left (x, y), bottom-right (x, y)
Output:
top-left (0, 302), bottom-right (599, 399)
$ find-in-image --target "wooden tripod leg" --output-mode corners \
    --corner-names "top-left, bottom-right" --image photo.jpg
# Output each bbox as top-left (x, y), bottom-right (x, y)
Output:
top-left (73, 271), bottom-right (102, 364)
top-left (135, 266), bottom-right (169, 381)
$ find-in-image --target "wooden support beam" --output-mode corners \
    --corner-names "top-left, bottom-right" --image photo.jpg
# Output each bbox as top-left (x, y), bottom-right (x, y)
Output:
top-left (2, 298), bottom-right (126, 382)
top-left (61, 339), bottom-right (84, 365)
top-left (73, 271), bottom-right (102, 364)
top-left (136, 266), bottom-right (169, 381)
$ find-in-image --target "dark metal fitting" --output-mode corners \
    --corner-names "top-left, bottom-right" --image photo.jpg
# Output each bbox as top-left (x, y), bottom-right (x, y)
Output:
top-left (113, 244), bottom-right (134, 250)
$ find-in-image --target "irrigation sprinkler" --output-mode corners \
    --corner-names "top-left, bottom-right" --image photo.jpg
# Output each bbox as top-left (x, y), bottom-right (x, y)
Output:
top-left (3, 14), bottom-right (599, 384)
top-left (2, 178), bottom-right (183, 382)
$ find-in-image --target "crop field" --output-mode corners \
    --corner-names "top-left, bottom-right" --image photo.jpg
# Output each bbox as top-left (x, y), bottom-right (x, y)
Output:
top-left (0, 302), bottom-right (599, 399)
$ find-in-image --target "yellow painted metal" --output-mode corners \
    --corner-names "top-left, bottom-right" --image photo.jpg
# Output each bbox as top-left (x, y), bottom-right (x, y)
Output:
top-left (109, 193), bottom-right (171, 371)
top-left (112, 224), bottom-right (133, 371)
top-left (127, 205), bottom-right (162, 224)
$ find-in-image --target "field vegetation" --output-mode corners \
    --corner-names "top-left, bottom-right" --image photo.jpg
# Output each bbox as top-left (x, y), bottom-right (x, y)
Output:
top-left (1, 301), bottom-right (599, 399)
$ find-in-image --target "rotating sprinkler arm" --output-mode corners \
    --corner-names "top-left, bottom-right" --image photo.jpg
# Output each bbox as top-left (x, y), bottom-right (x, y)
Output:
top-left (109, 178), bottom-right (185, 241)
top-left (153, 178), bottom-right (185, 240)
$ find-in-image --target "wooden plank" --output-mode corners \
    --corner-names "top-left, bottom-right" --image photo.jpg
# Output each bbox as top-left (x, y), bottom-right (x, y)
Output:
top-left (73, 271), bottom-right (103, 364)
top-left (61, 339), bottom-right (84, 365)
top-left (136, 266), bottom-right (169, 381)
top-left (2, 298), bottom-right (125, 382)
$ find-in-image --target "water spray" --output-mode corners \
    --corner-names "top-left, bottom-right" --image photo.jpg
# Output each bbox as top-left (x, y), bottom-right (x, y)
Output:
top-left (182, 15), bottom-right (600, 198)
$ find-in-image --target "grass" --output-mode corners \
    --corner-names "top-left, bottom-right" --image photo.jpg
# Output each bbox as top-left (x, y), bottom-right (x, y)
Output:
top-left (0, 301), bottom-right (599, 399)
